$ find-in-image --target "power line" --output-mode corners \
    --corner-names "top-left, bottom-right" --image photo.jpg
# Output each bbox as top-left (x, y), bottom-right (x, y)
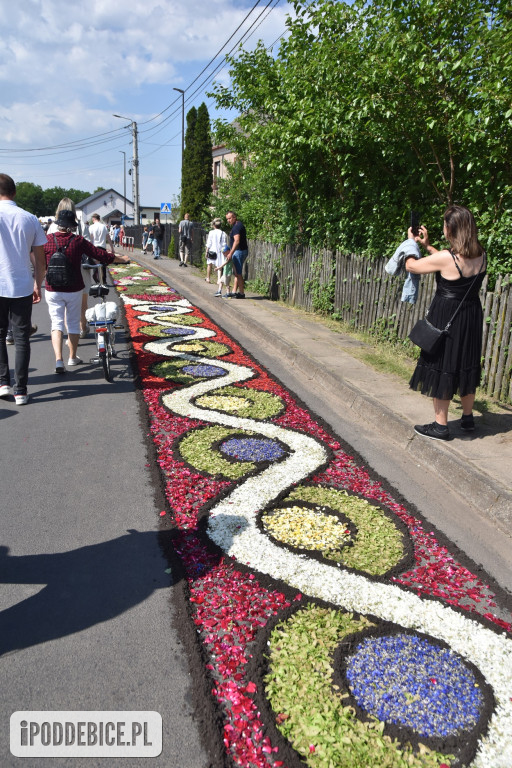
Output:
top-left (1, 0), bottom-right (288, 180)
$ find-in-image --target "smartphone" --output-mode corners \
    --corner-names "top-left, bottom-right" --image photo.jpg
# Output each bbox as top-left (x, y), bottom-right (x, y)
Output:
top-left (410, 210), bottom-right (421, 237)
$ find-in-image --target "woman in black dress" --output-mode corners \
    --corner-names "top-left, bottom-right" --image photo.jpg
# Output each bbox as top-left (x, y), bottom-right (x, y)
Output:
top-left (406, 205), bottom-right (486, 441)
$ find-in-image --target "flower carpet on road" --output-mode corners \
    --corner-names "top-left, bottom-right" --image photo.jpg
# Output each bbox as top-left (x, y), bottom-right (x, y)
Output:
top-left (113, 263), bottom-right (512, 768)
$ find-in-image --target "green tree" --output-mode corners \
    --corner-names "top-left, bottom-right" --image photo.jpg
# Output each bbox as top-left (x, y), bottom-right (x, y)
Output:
top-left (210, 0), bottom-right (512, 277)
top-left (13, 182), bottom-right (92, 216)
top-left (14, 182), bottom-right (44, 216)
top-left (181, 103), bottom-right (213, 222)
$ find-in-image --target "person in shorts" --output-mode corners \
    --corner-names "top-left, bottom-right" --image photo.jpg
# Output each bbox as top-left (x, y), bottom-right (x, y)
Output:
top-left (225, 211), bottom-right (248, 298)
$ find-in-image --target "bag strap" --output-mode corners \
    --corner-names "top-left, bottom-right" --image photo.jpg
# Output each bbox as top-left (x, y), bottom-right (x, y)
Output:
top-left (52, 233), bottom-right (75, 253)
top-left (428, 257), bottom-right (484, 332)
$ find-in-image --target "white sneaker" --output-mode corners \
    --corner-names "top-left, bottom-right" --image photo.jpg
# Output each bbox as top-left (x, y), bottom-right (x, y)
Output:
top-left (55, 360), bottom-right (65, 374)
top-left (0, 384), bottom-right (12, 399)
top-left (68, 357), bottom-right (83, 366)
top-left (14, 393), bottom-right (29, 406)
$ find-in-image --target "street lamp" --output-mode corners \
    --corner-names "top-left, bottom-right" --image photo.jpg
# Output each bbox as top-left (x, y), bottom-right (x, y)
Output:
top-left (119, 150), bottom-right (126, 220)
top-left (173, 88), bottom-right (185, 171)
top-left (113, 114), bottom-right (139, 225)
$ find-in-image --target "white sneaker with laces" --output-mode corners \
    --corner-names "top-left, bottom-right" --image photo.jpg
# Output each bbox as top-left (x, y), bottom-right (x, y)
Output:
top-left (14, 393), bottom-right (29, 406)
top-left (0, 384), bottom-right (12, 398)
top-left (68, 357), bottom-right (83, 366)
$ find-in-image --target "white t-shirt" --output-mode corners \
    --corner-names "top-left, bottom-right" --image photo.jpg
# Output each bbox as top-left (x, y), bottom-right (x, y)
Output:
top-left (206, 229), bottom-right (227, 265)
top-left (89, 221), bottom-right (109, 249)
top-left (0, 199), bottom-right (47, 298)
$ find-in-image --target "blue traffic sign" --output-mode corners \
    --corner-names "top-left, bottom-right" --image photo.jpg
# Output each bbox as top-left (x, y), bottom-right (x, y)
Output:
top-left (160, 203), bottom-right (172, 213)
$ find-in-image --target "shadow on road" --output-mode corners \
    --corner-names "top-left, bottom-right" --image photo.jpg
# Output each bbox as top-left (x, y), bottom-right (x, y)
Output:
top-left (0, 529), bottom-right (173, 656)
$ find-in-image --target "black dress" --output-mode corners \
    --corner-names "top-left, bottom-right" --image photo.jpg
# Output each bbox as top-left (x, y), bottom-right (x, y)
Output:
top-left (409, 253), bottom-right (486, 400)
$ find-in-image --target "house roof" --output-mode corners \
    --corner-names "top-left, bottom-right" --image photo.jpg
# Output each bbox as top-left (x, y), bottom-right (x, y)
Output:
top-left (76, 188), bottom-right (132, 209)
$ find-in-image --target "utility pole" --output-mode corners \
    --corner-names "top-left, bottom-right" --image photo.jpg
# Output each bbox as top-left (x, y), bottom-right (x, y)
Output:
top-left (113, 114), bottom-right (140, 225)
top-left (173, 88), bottom-right (185, 171)
top-left (119, 150), bottom-right (126, 220)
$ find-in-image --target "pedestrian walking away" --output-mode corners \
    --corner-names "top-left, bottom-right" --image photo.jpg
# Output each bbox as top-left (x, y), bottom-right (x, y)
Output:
top-left (85, 213), bottom-right (116, 337)
top-left (0, 173), bottom-right (47, 405)
top-left (43, 209), bottom-right (129, 374)
top-left (178, 213), bottom-right (193, 267)
top-left (225, 210), bottom-right (248, 298)
top-left (405, 205), bottom-right (486, 441)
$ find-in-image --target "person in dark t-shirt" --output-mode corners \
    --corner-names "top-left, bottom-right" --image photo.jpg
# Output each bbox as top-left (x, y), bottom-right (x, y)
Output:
top-left (225, 211), bottom-right (248, 298)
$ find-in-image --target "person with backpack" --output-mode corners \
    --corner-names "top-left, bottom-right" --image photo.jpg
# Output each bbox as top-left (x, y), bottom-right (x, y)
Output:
top-left (43, 209), bottom-right (129, 374)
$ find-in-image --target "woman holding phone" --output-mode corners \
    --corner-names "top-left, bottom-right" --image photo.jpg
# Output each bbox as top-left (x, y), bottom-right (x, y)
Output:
top-left (405, 205), bottom-right (486, 441)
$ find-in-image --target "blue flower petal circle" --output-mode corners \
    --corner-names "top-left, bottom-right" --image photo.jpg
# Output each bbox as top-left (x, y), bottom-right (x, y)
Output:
top-left (220, 437), bottom-right (286, 462)
top-left (162, 327), bottom-right (195, 336)
top-left (182, 363), bottom-right (227, 378)
top-left (345, 633), bottom-right (484, 738)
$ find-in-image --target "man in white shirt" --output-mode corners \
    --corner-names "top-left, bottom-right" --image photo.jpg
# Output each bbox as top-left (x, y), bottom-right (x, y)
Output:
top-left (0, 174), bottom-right (46, 405)
top-left (88, 213), bottom-right (114, 252)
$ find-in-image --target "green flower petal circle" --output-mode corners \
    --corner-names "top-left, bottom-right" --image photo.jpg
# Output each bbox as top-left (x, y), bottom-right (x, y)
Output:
top-left (179, 426), bottom-right (257, 479)
top-left (172, 340), bottom-right (231, 358)
top-left (140, 316), bottom-right (203, 337)
top-left (284, 486), bottom-right (406, 575)
top-left (194, 385), bottom-right (284, 420)
top-left (264, 605), bottom-right (450, 768)
top-left (151, 359), bottom-right (227, 385)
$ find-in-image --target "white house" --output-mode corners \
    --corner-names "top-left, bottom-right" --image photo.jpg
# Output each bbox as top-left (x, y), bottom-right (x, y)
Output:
top-left (76, 189), bottom-right (133, 227)
top-left (76, 189), bottom-right (173, 227)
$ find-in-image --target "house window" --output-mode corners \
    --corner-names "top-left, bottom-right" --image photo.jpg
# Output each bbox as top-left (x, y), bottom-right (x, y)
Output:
top-left (214, 161), bottom-right (221, 177)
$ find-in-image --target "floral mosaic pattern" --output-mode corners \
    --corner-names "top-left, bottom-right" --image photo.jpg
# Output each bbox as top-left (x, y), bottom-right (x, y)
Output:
top-left (112, 263), bottom-right (512, 768)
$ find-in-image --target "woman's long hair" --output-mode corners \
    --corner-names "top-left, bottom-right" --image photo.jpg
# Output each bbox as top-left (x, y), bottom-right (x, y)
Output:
top-left (444, 205), bottom-right (484, 259)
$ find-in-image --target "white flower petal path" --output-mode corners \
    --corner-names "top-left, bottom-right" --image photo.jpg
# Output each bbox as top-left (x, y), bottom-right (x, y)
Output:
top-left (126, 294), bottom-right (512, 768)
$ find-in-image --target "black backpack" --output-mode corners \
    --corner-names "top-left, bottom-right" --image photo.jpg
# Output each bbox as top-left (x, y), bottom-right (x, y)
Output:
top-left (46, 235), bottom-right (76, 289)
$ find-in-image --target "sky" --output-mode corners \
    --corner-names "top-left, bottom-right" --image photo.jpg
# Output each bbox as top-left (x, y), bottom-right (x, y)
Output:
top-left (0, 0), bottom-right (294, 210)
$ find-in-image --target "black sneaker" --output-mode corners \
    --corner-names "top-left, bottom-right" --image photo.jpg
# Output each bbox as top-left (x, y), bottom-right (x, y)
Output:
top-left (234, 293), bottom-right (246, 299)
top-left (460, 414), bottom-right (475, 432)
top-left (414, 422), bottom-right (450, 441)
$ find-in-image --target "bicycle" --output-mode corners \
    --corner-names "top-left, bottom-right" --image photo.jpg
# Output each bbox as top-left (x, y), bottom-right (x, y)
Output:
top-left (83, 262), bottom-right (123, 382)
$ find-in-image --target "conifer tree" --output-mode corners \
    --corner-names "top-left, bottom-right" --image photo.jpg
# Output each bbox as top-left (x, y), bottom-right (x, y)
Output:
top-left (180, 103), bottom-right (212, 221)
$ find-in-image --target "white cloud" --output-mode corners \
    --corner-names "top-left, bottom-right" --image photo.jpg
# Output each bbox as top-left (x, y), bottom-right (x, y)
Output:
top-left (0, 0), bottom-right (293, 200)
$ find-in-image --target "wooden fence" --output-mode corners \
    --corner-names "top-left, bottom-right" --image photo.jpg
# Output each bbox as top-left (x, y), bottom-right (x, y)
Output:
top-left (245, 240), bottom-right (512, 404)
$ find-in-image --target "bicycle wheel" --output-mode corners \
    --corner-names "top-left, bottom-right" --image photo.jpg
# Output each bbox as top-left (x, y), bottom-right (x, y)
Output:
top-left (97, 329), bottom-right (112, 382)
top-left (99, 349), bottom-right (111, 382)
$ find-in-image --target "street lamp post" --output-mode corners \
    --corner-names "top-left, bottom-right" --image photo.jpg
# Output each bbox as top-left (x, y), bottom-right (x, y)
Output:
top-left (113, 114), bottom-right (139, 225)
top-left (119, 150), bottom-right (126, 220)
top-left (173, 88), bottom-right (185, 172)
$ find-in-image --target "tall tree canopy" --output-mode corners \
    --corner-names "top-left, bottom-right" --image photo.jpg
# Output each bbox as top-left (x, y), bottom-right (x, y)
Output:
top-left (13, 183), bottom-right (92, 217)
top-left (211, 0), bottom-right (512, 276)
top-left (181, 103), bottom-right (213, 222)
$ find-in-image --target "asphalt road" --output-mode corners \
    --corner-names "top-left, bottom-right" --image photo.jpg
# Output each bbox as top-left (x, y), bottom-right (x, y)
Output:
top-left (0, 295), bottom-right (208, 767)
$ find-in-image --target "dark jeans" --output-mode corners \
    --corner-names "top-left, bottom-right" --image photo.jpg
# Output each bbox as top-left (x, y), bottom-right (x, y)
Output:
top-left (0, 294), bottom-right (33, 394)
